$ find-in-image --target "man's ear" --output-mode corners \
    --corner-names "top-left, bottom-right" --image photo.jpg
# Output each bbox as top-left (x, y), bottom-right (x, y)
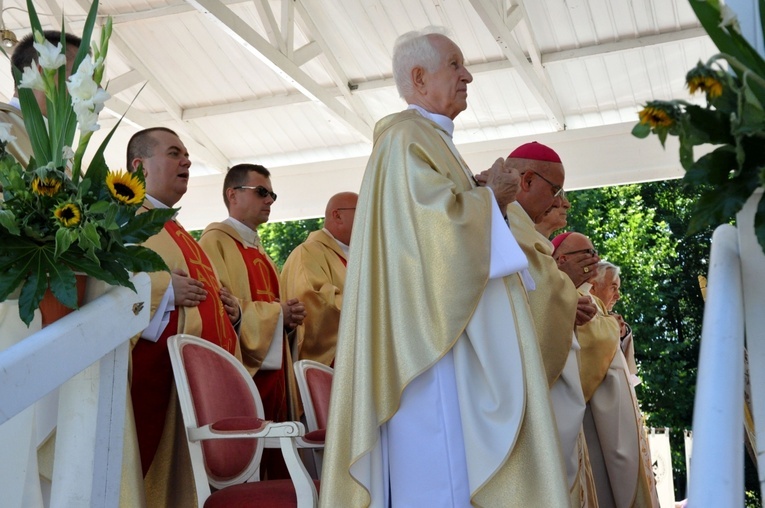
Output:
top-left (411, 66), bottom-right (426, 93)
top-left (130, 158), bottom-right (144, 174)
top-left (520, 171), bottom-right (534, 190)
top-left (225, 187), bottom-right (237, 205)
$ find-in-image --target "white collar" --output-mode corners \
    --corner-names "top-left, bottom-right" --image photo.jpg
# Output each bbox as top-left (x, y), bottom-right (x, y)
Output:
top-left (407, 104), bottom-right (455, 137)
top-left (145, 194), bottom-right (180, 219)
top-left (8, 96), bottom-right (20, 110)
top-left (323, 228), bottom-right (350, 257)
top-left (224, 216), bottom-right (260, 247)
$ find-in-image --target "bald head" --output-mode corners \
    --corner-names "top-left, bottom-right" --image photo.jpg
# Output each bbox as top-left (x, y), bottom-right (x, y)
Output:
top-left (508, 142), bottom-right (566, 223)
top-left (325, 192), bottom-right (358, 245)
top-left (552, 233), bottom-right (594, 260)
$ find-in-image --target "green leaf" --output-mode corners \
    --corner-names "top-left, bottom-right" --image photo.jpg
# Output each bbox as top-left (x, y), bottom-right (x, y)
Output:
top-left (683, 146), bottom-right (737, 185)
top-left (47, 264), bottom-right (78, 310)
top-left (114, 245), bottom-right (169, 273)
top-left (755, 190), bottom-right (765, 254)
top-left (119, 208), bottom-right (176, 244)
top-left (54, 226), bottom-right (75, 258)
top-left (684, 105), bottom-right (733, 144)
top-left (632, 122), bottom-right (651, 138)
top-left (0, 209), bottom-right (20, 235)
top-left (18, 270), bottom-right (47, 327)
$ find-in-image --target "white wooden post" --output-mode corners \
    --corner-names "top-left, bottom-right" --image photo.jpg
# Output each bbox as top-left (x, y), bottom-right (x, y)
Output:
top-left (0, 273), bottom-right (151, 508)
top-left (687, 224), bottom-right (745, 507)
top-left (736, 188), bottom-right (765, 499)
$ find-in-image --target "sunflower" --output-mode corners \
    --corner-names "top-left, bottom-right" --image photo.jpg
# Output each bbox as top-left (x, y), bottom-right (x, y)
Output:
top-left (638, 105), bottom-right (676, 128)
top-left (31, 176), bottom-right (62, 197)
top-left (54, 202), bottom-right (82, 227)
top-left (687, 75), bottom-right (724, 99)
top-left (106, 171), bottom-right (146, 205)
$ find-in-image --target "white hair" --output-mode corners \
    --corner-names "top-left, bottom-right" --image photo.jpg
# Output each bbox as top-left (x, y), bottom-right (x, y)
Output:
top-left (593, 261), bottom-right (621, 284)
top-left (392, 26), bottom-right (452, 101)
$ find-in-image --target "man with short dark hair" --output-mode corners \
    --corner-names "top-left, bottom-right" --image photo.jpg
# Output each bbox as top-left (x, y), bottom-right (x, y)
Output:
top-left (199, 163), bottom-right (305, 480)
top-left (128, 127), bottom-right (241, 507)
top-left (281, 191), bottom-right (358, 366)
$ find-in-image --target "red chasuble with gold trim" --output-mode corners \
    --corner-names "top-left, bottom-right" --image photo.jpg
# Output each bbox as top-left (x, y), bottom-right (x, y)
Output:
top-left (234, 241), bottom-right (289, 423)
top-left (132, 220), bottom-right (238, 474)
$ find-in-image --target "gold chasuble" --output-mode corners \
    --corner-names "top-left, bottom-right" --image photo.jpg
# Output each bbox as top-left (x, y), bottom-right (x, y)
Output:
top-left (320, 110), bottom-right (568, 507)
top-left (281, 229), bottom-right (347, 366)
top-left (505, 203), bottom-right (578, 386)
top-left (133, 203), bottom-right (240, 508)
top-left (578, 292), bottom-right (659, 508)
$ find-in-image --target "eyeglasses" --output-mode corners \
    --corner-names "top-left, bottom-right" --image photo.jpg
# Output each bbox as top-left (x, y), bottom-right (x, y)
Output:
top-left (528, 171), bottom-right (565, 198)
top-left (234, 185), bottom-right (277, 201)
top-left (563, 248), bottom-right (598, 257)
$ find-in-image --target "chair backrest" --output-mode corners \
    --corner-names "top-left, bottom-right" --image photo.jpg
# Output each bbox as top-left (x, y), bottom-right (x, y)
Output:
top-left (168, 334), bottom-right (264, 489)
top-left (293, 360), bottom-right (333, 431)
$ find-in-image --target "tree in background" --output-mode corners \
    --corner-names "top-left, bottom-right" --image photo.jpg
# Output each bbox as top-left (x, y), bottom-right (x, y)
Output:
top-left (565, 179), bottom-right (713, 499)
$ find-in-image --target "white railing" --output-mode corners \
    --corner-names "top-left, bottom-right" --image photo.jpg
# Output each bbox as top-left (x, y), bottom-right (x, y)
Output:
top-left (687, 224), bottom-right (745, 507)
top-left (0, 273), bottom-right (151, 507)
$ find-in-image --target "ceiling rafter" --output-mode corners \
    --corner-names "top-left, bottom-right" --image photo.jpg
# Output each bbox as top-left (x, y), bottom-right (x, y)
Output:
top-left (176, 26), bottom-right (707, 119)
top-left (293, 0), bottom-right (375, 128)
top-left (469, 0), bottom-right (566, 130)
top-left (254, 0), bottom-right (284, 53)
top-left (184, 0), bottom-right (373, 140)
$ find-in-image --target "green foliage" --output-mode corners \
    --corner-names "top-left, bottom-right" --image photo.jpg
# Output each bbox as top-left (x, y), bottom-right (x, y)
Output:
top-left (566, 179), bottom-right (714, 498)
top-left (0, 0), bottom-right (170, 325)
top-left (257, 218), bottom-right (324, 270)
top-left (634, 0), bottom-right (765, 253)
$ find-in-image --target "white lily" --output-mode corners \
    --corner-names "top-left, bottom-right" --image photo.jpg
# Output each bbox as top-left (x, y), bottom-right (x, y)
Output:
top-left (18, 65), bottom-right (46, 91)
top-left (33, 39), bottom-right (66, 71)
top-left (62, 145), bottom-right (75, 160)
top-left (0, 122), bottom-right (17, 144)
top-left (719, 5), bottom-right (741, 33)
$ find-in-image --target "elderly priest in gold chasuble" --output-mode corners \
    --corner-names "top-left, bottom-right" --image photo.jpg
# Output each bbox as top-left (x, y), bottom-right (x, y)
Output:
top-left (320, 28), bottom-right (568, 507)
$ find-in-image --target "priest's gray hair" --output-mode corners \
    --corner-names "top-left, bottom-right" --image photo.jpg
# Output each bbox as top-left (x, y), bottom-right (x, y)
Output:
top-left (593, 261), bottom-right (621, 284)
top-left (392, 26), bottom-right (452, 101)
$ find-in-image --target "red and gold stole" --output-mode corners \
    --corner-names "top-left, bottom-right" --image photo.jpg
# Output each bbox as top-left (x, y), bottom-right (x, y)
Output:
top-left (131, 219), bottom-right (238, 474)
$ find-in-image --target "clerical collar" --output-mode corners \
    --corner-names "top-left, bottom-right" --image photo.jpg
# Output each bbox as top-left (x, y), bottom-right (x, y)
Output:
top-left (407, 104), bottom-right (454, 137)
top-left (8, 97), bottom-right (20, 110)
top-left (145, 194), bottom-right (179, 219)
top-left (224, 216), bottom-right (261, 247)
top-left (323, 228), bottom-right (349, 258)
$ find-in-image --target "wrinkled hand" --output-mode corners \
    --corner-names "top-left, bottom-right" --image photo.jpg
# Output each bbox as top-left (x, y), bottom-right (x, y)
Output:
top-left (479, 157), bottom-right (520, 212)
top-left (557, 252), bottom-right (600, 287)
top-left (171, 268), bottom-right (207, 307)
top-left (219, 287), bottom-right (240, 324)
top-left (280, 298), bottom-right (306, 330)
top-left (611, 313), bottom-right (628, 337)
top-left (575, 296), bottom-right (597, 326)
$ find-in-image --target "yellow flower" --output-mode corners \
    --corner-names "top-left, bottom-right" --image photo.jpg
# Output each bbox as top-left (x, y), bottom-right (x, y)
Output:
top-left (31, 177), bottom-right (62, 197)
top-left (106, 171), bottom-right (145, 205)
top-left (638, 106), bottom-right (675, 128)
top-left (688, 75), bottom-right (724, 99)
top-left (54, 202), bottom-right (81, 227)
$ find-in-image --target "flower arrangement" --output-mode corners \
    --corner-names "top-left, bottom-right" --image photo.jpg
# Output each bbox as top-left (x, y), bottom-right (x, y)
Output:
top-left (0, 0), bottom-right (173, 325)
top-left (633, 0), bottom-right (765, 253)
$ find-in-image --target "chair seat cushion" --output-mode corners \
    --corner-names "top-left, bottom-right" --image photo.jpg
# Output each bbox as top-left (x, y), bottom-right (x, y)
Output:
top-left (303, 429), bottom-right (326, 443)
top-left (205, 480), bottom-right (320, 508)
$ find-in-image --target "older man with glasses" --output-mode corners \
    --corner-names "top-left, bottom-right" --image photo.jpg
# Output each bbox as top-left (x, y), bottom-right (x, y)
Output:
top-left (199, 162), bottom-right (306, 480)
top-left (504, 141), bottom-right (600, 506)
top-left (553, 236), bottom-right (660, 508)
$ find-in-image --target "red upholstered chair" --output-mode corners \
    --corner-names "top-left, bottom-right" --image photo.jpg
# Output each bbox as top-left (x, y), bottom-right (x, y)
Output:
top-left (168, 334), bottom-right (320, 507)
top-left (293, 360), bottom-right (334, 476)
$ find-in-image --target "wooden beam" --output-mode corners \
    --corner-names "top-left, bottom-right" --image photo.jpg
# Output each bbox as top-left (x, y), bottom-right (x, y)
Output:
top-left (184, 0), bottom-right (373, 140)
top-left (469, 0), bottom-right (566, 130)
top-left (105, 70), bottom-right (144, 95)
